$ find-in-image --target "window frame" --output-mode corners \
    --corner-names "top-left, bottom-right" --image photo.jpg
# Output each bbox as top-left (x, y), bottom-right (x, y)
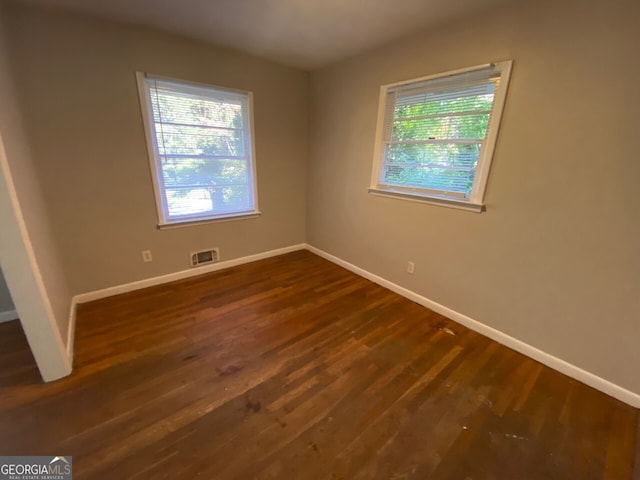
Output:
top-left (136, 72), bottom-right (260, 228)
top-left (369, 61), bottom-right (513, 213)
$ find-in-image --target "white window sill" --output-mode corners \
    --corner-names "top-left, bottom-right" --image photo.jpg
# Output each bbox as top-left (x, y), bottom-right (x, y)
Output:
top-left (157, 211), bottom-right (262, 230)
top-left (368, 188), bottom-right (484, 213)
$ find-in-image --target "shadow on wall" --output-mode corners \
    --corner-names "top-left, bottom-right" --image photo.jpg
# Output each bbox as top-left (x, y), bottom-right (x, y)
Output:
top-left (0, 266), bottom-right (16, 318)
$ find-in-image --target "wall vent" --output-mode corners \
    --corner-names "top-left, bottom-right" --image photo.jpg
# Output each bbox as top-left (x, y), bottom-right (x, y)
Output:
top-left (190, 248), bottom-right (220, 268)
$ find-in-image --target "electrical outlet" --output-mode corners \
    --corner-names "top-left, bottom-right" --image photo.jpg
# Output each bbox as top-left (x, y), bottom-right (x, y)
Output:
top-left (407, 261), bottom-right (415, 274)
top-left (142, 250), bottom-right (153, 263)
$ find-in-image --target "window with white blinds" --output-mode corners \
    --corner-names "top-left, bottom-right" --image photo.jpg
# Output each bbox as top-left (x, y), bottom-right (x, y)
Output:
top-left (136, 73), bottom-right (259, 226)
top-left (370, 61), bottom-right (512, 212)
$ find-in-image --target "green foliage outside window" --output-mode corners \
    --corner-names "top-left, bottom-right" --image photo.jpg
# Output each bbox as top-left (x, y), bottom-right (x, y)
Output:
top-left (384, 91), bottom-right (494, 195)
top-left (150, 91), bottom-right (250, 216)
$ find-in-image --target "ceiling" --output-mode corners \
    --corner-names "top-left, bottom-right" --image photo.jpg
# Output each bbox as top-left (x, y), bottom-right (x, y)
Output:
top-left (18, 0), bottom-right (521, 70)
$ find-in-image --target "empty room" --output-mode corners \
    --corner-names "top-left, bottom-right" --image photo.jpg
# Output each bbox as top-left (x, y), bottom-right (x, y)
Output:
top-left (0, 0), bottom-right (638, 478)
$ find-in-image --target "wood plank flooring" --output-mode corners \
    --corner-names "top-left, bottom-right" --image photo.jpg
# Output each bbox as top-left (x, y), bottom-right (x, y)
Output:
top-left (0, 250), bottom-right (637, 479)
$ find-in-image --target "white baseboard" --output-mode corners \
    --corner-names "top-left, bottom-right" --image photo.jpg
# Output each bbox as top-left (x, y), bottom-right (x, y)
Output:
top-left (73, 244), bottom-right (307, 304)
top-left (66, 301), bottom-right (76, 365)
top-left (66, 244), bottom-right (306, 366)
top-left (305, 244), bottom-right (640, 408)
top-left (0, 309), bottom-right (18, 323)
top-left (64, 241), bottom-right (640, 408)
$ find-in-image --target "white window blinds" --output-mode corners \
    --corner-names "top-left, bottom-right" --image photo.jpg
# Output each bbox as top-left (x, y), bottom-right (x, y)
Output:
top-left (137, 73), bottom-right (258, 225)
top-left (371, 61), bottom-right (512, 211)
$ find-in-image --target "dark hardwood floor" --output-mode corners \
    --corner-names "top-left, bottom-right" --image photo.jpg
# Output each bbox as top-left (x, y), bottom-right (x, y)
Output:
top-left (0, 250), bottom-right (638, 479)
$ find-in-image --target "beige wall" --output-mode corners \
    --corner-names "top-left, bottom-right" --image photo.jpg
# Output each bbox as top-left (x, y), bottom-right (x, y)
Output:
top-left (0, 3), bottom-right (71, 338)
top-left (0, 267), bottom-right (14, 313)
top-left (2, 2), bottom-right (308, 295)
top-left (2, 0), bottom-right (639, 395)
top-left (308, 0), bottom-right (640, 393)
top-left (0, 3), bottom-right (71, 379)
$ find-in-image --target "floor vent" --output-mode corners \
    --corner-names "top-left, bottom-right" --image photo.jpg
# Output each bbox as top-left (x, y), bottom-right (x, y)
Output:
top-left (190, 248), bottom-right (220, 267)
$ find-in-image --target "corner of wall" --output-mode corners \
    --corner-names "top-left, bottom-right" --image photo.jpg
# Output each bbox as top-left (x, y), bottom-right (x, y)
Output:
top-left (0, 3), bottom-right (73, 382)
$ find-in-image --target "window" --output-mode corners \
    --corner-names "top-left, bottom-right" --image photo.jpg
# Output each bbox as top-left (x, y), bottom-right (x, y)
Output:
top-left (370, 61), bottom-right (512, 212)
top-left (136, 73), bottom-right (259, 226)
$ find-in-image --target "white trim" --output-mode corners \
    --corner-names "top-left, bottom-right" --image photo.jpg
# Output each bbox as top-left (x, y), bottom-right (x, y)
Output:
top-left (469, 60), bottom-right (512, 204)
top-left (142, 72), bottom-right (252, 97)
top-left (384, 63), bottom-right (493, 89)
top-left (157, 212), bottom-right (261, 229)
top-left (135, 71), bottom-right (167, 226)
top-left (73, 244), bottom-right (307, 304)
top-left (66, 301), bottom-right (76, 363)
top-left (369, 85), bottom-right (388, 189)
top-left (67, 241), bottom-right (640, 408)
top-left (304, 244), bottom-right (640, 408)
top-left (0, 309), bottom-right (18, 323)
top-left (136, 72), bottom-right (259, 226)
top-left (247, 90), bottom-right (260, 219)
top-left (370, 60), bottom-right (513, 209)
top-left (368, 188), bottom-right (484, 213)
